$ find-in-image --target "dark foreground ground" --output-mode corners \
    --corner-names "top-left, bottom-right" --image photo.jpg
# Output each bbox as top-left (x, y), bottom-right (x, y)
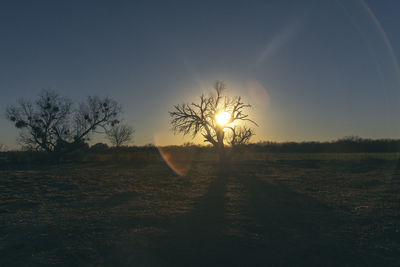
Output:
top-left (0, 152), bottom-right (399, 266)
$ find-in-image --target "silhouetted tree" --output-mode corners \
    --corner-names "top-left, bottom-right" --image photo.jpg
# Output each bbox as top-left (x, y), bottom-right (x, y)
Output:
top-left (6, 90), bottom-right (72, 152)
top-left (169, 81), bottom-right (257, 162)
top-left (227, 126), bottom-right (255, 147)
top-left (106, 124), bottom-right (134, 147)
top-left (6, 90), bottom-right (121, 152)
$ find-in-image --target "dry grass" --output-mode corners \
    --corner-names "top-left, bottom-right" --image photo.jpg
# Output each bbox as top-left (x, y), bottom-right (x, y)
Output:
top-left (0, 152), bottom-right (399, 266)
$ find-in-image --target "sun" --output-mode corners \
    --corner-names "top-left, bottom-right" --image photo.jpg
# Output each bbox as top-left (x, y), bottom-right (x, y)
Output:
top-left (215, 111), bottom-right (231, 126)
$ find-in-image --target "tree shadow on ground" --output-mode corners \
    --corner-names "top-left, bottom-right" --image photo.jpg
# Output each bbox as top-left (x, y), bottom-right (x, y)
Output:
top-left (2, 162), bottom-right (393, 266)
top-left (154, 169), bottom-right (228, 266)
top-left (150, 166), bottom-right (380, 266)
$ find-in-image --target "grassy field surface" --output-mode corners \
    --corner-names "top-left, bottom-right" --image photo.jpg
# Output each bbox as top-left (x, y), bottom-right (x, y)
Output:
top-left (0, 151), bottom-right (399, 266)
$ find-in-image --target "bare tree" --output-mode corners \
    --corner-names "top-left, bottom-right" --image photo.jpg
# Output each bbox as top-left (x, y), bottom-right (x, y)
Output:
top-left (6, 90), bottom-right (72, 152)
top-left (6, 90), bottom-right (122, 152)
top-left (74, 96), bottom-right (121, 142)
top-left (106, 124), bottom-right (134, 147)
top-left (227, 126), bottom-right (255, 147)
top-left (169, 81), bottom-right (257, 162)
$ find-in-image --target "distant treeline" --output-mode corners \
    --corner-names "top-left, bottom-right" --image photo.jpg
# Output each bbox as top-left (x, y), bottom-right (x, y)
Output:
top-left (1, 136), bottom-right (400, 169)
top-left (248, 136), bottom-right (400, 153)
top-left (1, 137), bottom-right (400, 167)
top-left (89, 136), bottom-right (400, 153)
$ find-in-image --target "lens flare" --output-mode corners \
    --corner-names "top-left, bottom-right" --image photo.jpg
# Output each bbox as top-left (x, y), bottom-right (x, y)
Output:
top-left (247, 81), bottom-right (269, 109)
top-left (158, 146), bottom-right (193, 176)
top-left (154, 133), bottom-right (194, 176)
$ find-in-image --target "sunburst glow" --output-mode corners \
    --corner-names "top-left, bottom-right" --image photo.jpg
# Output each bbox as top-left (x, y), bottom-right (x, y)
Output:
top-left (215, 111), bottom-right (231, 126)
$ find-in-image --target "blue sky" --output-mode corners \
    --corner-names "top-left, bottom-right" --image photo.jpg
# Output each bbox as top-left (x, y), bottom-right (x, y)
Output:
top-left (1, 0), bottom-right (399, 148)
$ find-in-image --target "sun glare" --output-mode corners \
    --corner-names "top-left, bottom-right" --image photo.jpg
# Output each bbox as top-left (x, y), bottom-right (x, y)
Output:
top-left (215, 111), bottom-right (231, 126)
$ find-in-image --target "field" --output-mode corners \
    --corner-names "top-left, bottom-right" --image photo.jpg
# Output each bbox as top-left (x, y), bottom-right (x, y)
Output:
top-left (1, 151), bottom-right (400, 266)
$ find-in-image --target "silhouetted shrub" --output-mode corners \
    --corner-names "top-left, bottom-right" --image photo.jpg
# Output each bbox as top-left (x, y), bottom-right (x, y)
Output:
top-left (90, 143), bottom-right (109, 152)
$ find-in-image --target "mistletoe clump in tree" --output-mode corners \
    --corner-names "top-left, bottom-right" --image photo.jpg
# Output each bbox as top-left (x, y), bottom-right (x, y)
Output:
top-left (6, 90), bottom-right (121, 152)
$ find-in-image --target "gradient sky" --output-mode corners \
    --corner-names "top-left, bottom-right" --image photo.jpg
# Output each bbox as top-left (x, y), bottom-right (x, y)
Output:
top-left (1, 0), bottom-right (400, 149)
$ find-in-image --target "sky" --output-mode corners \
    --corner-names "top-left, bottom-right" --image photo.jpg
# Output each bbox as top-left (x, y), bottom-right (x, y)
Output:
top-left (1, 0), bottom-right (400, 149)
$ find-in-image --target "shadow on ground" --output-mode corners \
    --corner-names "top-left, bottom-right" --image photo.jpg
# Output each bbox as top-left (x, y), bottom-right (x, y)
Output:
top-left (106, 166), bottom-right (379, 266)
top-left (2, 160), bottom-right (393, 266)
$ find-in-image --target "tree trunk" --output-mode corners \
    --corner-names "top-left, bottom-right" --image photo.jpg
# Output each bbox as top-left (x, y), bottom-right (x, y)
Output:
top-left (216, 127), bottom-right (226, 163)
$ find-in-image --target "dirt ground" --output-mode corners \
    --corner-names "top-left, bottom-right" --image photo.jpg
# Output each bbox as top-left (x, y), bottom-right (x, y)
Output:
top-left (0, 153), bottom-right (399, 266)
